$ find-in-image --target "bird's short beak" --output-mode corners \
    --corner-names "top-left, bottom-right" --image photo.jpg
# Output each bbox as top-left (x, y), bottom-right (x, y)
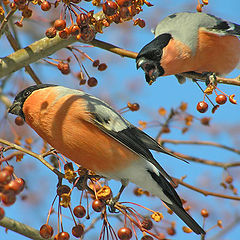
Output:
top-left (136, 58), bottom-right (145, 69)
top-left (8, 101), bottom-right (21, 115)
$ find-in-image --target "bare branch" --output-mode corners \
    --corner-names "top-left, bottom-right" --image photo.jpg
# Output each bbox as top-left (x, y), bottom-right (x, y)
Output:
top-left (164, 148), bottom-right (240, 169)
top-left (0, 138), bottom-right (64, 178)
top-left (0, 216), bottom-right (53, 240)
top-left (173, 177), bottom-right (240, 201)
top-left (161, 139), bottom-right (240, 155)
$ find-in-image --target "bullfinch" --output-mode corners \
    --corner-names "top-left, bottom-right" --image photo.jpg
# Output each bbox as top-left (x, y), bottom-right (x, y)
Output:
top-left (8, 84), bottom-right (205, 235)
top-left (136, 12), bottom-right (240, 84)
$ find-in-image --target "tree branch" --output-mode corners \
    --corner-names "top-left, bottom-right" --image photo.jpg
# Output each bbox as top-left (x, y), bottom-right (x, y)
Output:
top-left (173, 177), bottom-right (240, 201)
top-left (0, 216), bottom-right (53, 240)
top-left (161, 139), bottom-right (240, 155)
top-left (0, 138), bottom-right (64, 178)
top-left (164, 148), bottom-right (240, 169)
top-left (0, 6), bottom-right (42, 84)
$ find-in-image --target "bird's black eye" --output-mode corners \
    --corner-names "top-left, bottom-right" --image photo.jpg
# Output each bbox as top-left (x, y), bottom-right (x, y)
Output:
top-left (23, 90), bottom-right (31, 98)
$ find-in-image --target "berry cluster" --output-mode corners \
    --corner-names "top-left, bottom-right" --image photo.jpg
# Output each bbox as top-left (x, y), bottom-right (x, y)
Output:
top-left (101, 0), bottom-right (148, 28)
top-left (196, 82), bottom-right (237, 114)
top-left (46, 12), bottom-right (95, 42)
top-left (43, 0), bottom-right (151, 41)
top-left (0, 165), bottom-right (25, 208)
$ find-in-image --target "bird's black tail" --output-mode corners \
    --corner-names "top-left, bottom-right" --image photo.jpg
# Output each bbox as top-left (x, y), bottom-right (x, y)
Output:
top-left (163, 201), bottom-right (205, 235)
top-left (147, 170), bottom-right (205, 235)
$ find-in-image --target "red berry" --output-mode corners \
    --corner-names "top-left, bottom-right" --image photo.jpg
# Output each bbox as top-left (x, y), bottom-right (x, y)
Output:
top-left (0, 170), bottom-right (12, 184)
top-left (92, 59), bottom-right (100, 67)
top-left (15, 116), bottom-right (24, 126)
top-left (69, 25), bottom-right (80, 36)
top-left (116, 0), bottom-right (131, 7)
top-left (73, 205), bottom-right (86, 218)
top-left (5, 178), bottom-right (25, 194)
top-left (196, 101), bottom-right (208, 113)
top-left (0, 207), bottom-right (5, 220)
top-left (216, 94), bottom-right (227, 105)
top-left (72, 224), bottom-right (84, 238)
top-left (45, 27), bottom-right (56, 38)
top-left (87, 77), bottom-right (98, 87)
top-left (41, 1), bottom-right (51, 11)
top-left (4, 165), bottom-right (14, 175)
top-left (201, 208), bottom-right (209, 217)
top-left (40, 224), bottom-right (54, 239)
top-left (57, 231), bottom-right (70, 240)
top-left (1, 190), bottom-right (16, 206)
top-left (102, 1), bottom-right (118, 16)
top-left (54, 19), bottom-right (66, 31)
top-left (92, 199), bottom-right (104, 212)
top-left (117, 227), bottom-right (132, 240)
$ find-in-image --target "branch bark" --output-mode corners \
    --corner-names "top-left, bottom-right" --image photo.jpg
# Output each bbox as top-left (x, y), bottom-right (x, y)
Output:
top-left (0, 216), bottom-right (53, 240)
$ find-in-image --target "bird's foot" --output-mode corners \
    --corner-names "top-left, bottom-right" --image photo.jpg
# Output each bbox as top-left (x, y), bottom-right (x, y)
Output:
top-left (107, 195), bottom-right (120, 213)
top-left (202, 72), bottom-right (217, 86)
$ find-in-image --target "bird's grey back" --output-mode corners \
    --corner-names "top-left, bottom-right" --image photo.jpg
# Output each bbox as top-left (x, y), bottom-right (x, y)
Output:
top-left (153, 12), bottom-right (227, 53)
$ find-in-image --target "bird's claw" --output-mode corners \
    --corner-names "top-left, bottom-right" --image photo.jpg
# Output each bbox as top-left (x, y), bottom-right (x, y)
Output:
top-left (202, 72), bottom-right (217, 86)
top-left (107, 196), bottom-right (120, 213)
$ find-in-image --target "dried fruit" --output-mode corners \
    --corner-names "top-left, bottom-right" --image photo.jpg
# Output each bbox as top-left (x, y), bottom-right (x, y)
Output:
top-left (45, 27), bottom-right (56, 38)
top-left (229, 94), bottom-right (237, 104)
top-left (141, 218), bottom-right (153, 230)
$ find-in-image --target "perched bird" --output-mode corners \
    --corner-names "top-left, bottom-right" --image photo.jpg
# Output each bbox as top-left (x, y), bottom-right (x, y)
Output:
top-left (136, 12), bottom-right (240, 84)
top-left (9, 84), bottom-right (205, 235)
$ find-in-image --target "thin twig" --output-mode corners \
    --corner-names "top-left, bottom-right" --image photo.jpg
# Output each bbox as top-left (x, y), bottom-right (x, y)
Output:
top-left (0, 8), bottom-right (42, 84)
top-left (0, 7), bottom-right (16, 38)
top-left (161, 139), bottom-right (240, 155)
top-left (155, 109), bottom-right (175, 140)
top-left (0, 138), bottom-right (64, 178)
top-left (173, 177), bottom-right (240, 201)
top-left (164, 148), bottom-right (240, 169)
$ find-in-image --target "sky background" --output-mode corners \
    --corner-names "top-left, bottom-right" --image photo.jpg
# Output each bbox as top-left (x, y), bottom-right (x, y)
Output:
top-left (1, 0), bottom-right (240, 239)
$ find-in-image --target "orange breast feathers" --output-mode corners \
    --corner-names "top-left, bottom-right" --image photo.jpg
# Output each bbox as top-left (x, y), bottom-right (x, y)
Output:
top-left (161, 29), bottom-right (240, 76)
top-left (22, 88), bottom-right (139, 173)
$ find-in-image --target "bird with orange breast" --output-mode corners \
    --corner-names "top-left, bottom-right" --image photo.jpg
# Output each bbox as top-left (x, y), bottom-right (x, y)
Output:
top-left (8, 84), bottom-right (205, 235)
top-left (136, 12), bottom-right (240, 84)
